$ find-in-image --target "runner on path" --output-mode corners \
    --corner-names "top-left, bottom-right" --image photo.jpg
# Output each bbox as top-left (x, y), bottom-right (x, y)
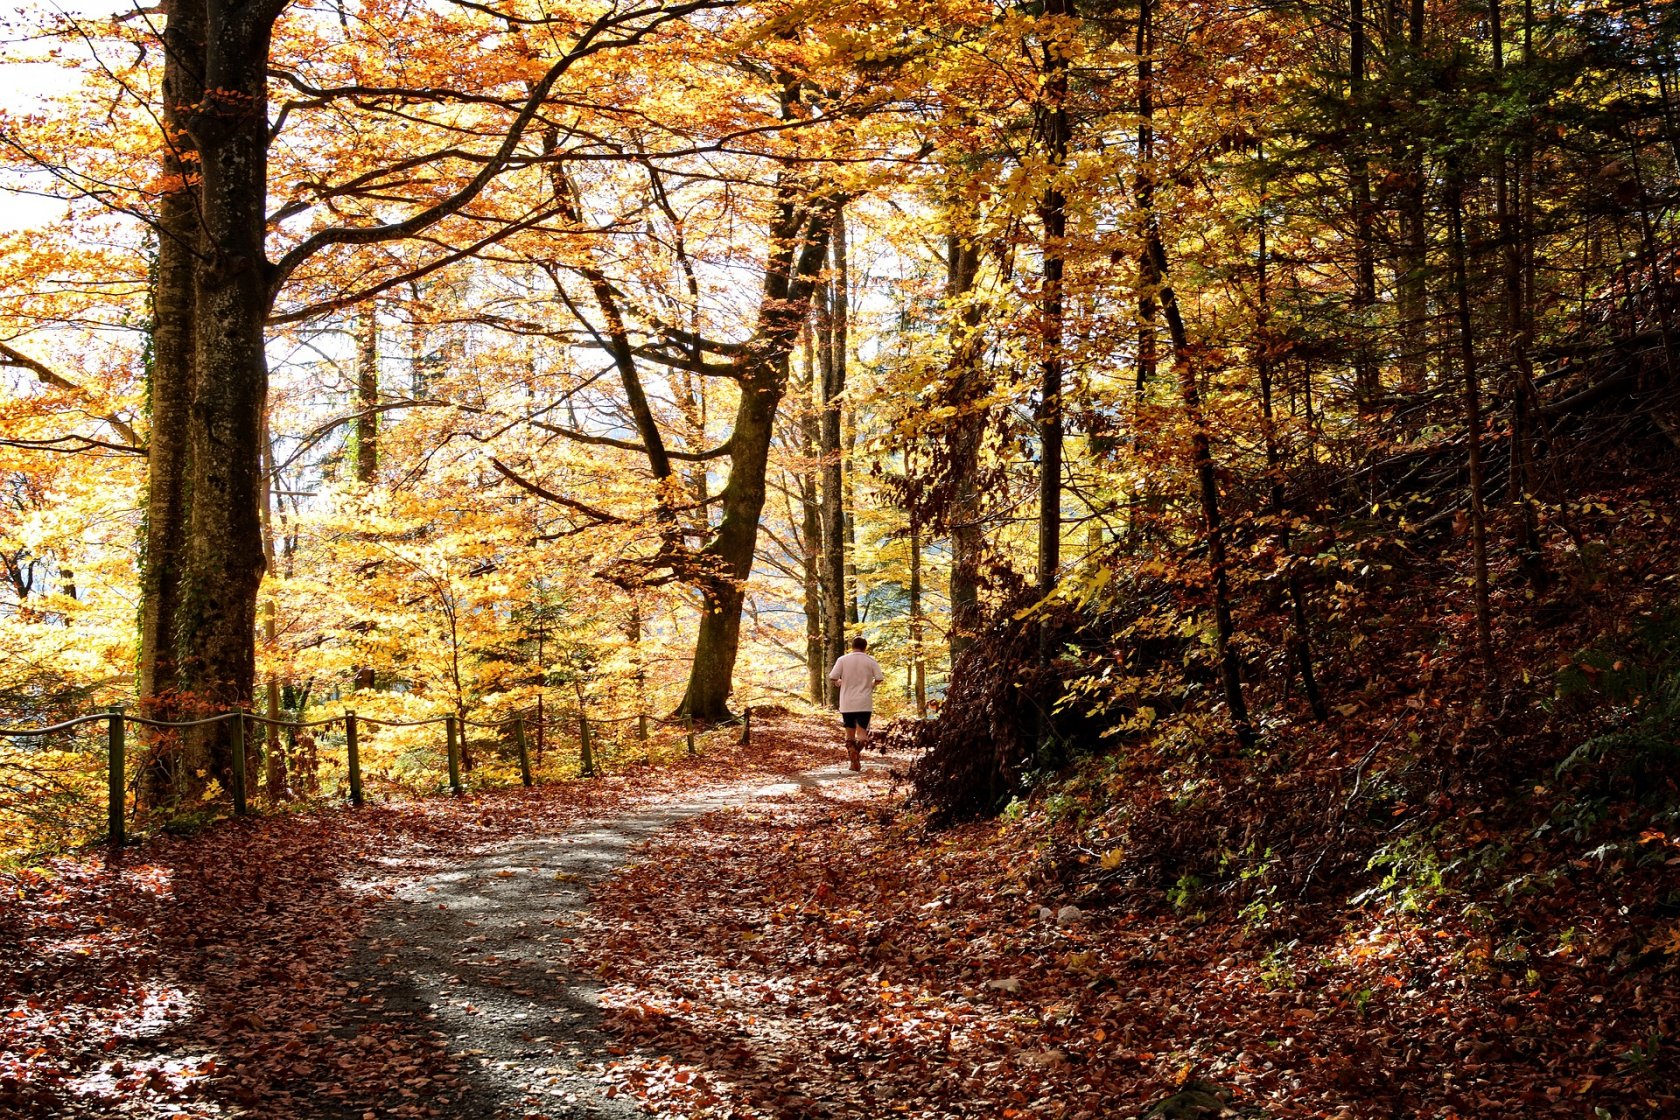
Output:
top-left (828, 637), bottom-right (884, 771)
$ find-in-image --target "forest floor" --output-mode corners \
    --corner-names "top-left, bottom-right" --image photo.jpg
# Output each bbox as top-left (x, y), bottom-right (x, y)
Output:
top-left (575, 761), bottom-right (1680, 1120)
top-left (0, 712), bottom-right (862, 1119)
top-left (5, 710), bottom-right (1677, 1120)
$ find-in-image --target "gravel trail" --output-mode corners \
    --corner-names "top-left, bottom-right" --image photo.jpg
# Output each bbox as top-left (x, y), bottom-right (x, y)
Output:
top-left (333, 757), bottom-right (890, 1119)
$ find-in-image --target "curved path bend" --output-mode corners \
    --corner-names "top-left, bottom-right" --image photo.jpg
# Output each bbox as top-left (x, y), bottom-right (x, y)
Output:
top-left (331, 757), bottom-right (891, 1119)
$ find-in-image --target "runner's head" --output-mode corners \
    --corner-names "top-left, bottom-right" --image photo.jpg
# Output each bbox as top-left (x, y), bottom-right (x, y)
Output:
top-left (851, 637), bottom-right (868, 651)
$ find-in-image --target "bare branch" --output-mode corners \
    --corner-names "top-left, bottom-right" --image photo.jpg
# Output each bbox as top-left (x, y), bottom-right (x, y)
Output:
top-left (0, 343), bottom-right (143, 448)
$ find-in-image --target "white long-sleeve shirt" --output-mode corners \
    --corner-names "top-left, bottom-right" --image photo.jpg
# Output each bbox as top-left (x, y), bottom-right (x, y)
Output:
top-left (829, 652), bottom-right (884, 713)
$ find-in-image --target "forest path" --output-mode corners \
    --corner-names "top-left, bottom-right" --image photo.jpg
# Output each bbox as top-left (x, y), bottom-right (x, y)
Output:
top-left (327, 754), bottom-right (893, 1119)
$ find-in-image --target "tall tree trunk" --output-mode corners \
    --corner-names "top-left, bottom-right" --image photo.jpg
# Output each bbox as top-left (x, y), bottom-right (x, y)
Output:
top-left (1257, 162), bottom-right (1327, 720)
top-left (261, 429), bottom-right (287, 800)
top-left (140, 0), bottom-right (275, 805)
top-left (1491, 0), bottom-right (1548, 591)
top-left (818, 219), bottom-right (848, 702)
top-left (909, 507), bottom-right (926, 718)
top-left (944, 234), bottom-right (987, 665)
top-left (355, 302), bottom-right (379, 484)
top-left (680, 196), bottom-right (837, 720)
top-left (137, 0), bottom-right (203, 805)
top-left (799, 326), bottom-right (826, 703)
top-left (1396, 0), bottom-right (1430, 395)
top-left (1146, 227), bottom-right (1255, 747)
top-left (834, 212), bottom-right (862, 628)
top-left (1447, 176), bottom-right (1496, 671)
top-left (353, 302), bottom-right (379, 691)
top-left (1350, 0), bottom-right (1380, 410)
top-left (1134, 0), bottom-right (1253, 745)
top-left (1037, 0), bottom-right (1072, 620)
top-left (1130, 0), bottom-right (1159, 546)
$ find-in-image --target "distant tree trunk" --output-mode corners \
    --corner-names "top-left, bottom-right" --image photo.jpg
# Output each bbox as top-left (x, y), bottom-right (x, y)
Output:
top-left (1147, 230), bottom-right (1255, 746)
top-left (680, 194), bottom-right (837, 720)
top-left (818, 217), bottom-right (848, 703)
top-left (909, 508), bottom-right (927, 718)
top-left (1350, 0), bottom-right (1380, 411)
top-left (1396, 0), bottom-right (1430, 395)
top-left (260, 430), bottom-right (287, 800)
top-left (799, 326), bottom-right (826, 703)
top-left (944, 234), bottom-right (987, 665)
top-left (1446, 175), bottom-right (1496, 671)
top-left (1037, 0), bottom-right (1072, 627)
top-left (1134, 0), bottom-right (1253, 746)
top-left (1257, 165), bottom-right (1327, 721)
top-left (355, 302), bottom-right (379, 484)
top-left (834, 212), bottom-right (862, 628)
top-left (354, 302), bottom-right (379, 691)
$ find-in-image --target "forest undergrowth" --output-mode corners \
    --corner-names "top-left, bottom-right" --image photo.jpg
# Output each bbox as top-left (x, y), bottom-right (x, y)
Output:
top-left (0, 718), bottom-right (840, 1118)
top-left (582, 469), bottom-right (1680, 1119)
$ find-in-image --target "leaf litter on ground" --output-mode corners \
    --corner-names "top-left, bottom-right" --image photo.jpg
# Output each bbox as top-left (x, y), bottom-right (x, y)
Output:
top-left (0, 715), bottom-right (843, 1119)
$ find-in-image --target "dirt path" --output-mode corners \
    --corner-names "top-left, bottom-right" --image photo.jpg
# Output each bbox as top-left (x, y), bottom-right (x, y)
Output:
top-left (329, 756), bottom-right (892, 1119)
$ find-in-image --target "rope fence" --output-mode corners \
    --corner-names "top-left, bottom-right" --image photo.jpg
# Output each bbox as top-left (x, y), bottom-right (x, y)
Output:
top-left (0, 698), bottom-right (777, 849)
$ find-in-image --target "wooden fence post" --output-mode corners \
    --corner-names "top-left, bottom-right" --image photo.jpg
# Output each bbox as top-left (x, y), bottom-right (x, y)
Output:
top-left (579, 713), bottom-right (595, 778)
top-left (445, 714), bottom-right (463, 795)
top-left (345, 712), bottom-right (364, 807)
top-left (230, 712), bottom-right (248, 817)
top-left (686, 713), bottom-right (696, 757)
top-left (106, 710), bottom-right (124, 847)
top-left (515, 717), bottom-right (533, 787)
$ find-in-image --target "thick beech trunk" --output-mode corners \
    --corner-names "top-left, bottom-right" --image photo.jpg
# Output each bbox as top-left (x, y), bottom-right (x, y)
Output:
top-left (140, 0), bottom-right (274, 805)
top-left (137, 0), bottom-right (203, 804)
top-left (680, 197), bottom-right (837, 720)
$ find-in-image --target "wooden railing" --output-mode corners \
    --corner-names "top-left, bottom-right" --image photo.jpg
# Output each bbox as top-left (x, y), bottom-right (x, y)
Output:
top-left (0, 701), bottom-right (772, 847)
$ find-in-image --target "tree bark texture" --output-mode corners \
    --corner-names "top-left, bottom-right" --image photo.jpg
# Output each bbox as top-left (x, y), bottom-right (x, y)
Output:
top-left (140, 0), bottom-right (276, 805)
top-left (137, 0), bottom-right (204, 804)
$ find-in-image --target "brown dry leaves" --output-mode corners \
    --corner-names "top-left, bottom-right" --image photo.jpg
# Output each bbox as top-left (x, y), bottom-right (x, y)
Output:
top-left (0, 715), bottom-right (838, 1118)
top-left (578, 772), bottom-right (1680, 1119)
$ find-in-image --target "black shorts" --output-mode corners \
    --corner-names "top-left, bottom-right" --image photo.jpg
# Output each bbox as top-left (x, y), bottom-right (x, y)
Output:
top-left (840, 711), bottom-right (872, 729)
